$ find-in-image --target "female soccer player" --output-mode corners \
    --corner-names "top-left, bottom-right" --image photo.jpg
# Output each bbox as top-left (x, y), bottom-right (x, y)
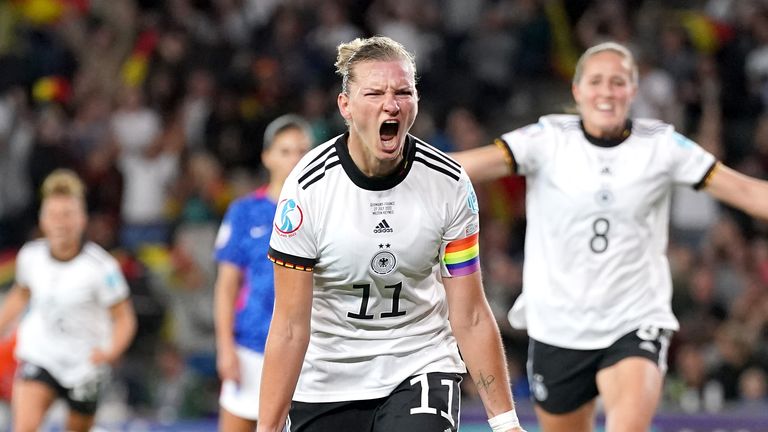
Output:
top-left (257, 36), bottom-right (524, 432)
top-left (0, 169), bottom-right (136, 432)
top-left (214, 114), bottom-right (312, 431)
top-left (453, 41), bottom-right (768, 432)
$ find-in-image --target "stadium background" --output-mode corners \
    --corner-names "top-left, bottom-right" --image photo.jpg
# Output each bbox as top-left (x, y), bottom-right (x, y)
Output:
top-left (1, 0), bottom-right (768, 430)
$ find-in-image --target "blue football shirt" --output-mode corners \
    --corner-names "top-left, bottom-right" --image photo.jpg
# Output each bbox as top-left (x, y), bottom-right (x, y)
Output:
top-left (214, 187), bottom-right (276, 353)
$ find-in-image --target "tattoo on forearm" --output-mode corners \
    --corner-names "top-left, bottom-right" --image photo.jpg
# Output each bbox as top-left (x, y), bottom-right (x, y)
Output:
top-left (475, 372), bottom-right (496, 393)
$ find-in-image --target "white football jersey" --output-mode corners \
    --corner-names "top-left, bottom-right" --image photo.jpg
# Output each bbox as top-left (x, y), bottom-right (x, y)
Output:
top-left (501, 115), bottom-right (716, 349)
top-left (269, 134), bottom-right (481, 403)
top-left (14, 240), bottom-right (130, 387)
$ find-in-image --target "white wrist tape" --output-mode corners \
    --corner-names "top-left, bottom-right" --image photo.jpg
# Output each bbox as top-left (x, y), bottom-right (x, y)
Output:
top-left (488, 409), bottom-right (520, 432)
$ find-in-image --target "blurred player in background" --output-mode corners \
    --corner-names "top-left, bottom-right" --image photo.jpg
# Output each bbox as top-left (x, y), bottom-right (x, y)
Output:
top-left (0, 169), bottom-right (136, 432)
top-left (213, 114), bottom-right (313, 431)
top-left (454, 41), bottom-right (768, 432)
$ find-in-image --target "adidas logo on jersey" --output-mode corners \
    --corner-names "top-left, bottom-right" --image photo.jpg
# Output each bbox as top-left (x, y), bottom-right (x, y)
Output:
top-left (373, 219), bottom-right (393, 233)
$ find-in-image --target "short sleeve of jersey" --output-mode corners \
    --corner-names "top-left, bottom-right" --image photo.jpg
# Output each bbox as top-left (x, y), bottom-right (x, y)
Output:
top-left (98, 257), bottom-right (130, 307)
top-left (268, 168), bottom-right (318, 271)
top-left (666, 130), bottom-right (717, 187)
top-left (499, 119), bottom-right (552, 176)
top-left (439, 172), bottom-right (481, 278)
top-left (214, 200), bottom-right (248, 268)
top-left (14, 244), bottom-right (31, 287)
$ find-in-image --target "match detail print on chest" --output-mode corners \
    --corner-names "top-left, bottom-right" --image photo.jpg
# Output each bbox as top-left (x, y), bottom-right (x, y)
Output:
top-left (368, 199), bottom-right (398, 276)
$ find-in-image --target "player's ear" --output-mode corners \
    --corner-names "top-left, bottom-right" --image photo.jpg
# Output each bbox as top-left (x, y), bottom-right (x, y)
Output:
top-left (337, 92), bottom-right (351, 122)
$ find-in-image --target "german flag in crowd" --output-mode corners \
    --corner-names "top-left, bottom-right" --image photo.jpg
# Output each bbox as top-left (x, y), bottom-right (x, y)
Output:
top-left (679, 10), bottom-right (734, 54)
top-left (121, 29), bottom-right (159, 87)
top-left (32, 75), bottom-right (71, 104)
top-left (11, 0), bottom-right (89, 25)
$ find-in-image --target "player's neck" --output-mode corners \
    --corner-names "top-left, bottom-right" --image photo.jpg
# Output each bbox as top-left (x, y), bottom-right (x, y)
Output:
top-left (267, 181), bottom-right (283, 202)
top-left (347, 135), bottom-right (403, 177)
top-left (49, 241), bottom-right (82, 261)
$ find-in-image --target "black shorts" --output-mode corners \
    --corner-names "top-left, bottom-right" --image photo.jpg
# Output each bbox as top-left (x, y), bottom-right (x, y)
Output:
top-left (16, 362), bottom-right (104, 415)
top-left (288, 372), bottom-right (462, 432)
top-left (528, 327), bottom-right (672, 414)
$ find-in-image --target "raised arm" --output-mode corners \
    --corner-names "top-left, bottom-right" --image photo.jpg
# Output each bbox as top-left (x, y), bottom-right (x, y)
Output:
top-left (703, 162), bottom-right (768, 220)
top-left (450, 141), bottom-right (515, 184)
top-left (443, 272), bottom-right (525, 432)
top-left (257, 265), bottom-right (314, 432)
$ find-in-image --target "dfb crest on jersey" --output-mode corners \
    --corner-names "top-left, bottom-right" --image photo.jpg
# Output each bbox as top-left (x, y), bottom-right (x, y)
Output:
top-left (370, 248), bottom-right (397, 275)
top-left (275, 198), bottom-right (304, 236)
top-left (595, 188), bottom-right (614, 206)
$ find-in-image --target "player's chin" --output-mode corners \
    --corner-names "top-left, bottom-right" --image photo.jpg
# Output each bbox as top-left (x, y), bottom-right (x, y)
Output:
top-left (48, 234), bottom-right (69, 244)
top-left (378, 137), bottom-right (403, 158)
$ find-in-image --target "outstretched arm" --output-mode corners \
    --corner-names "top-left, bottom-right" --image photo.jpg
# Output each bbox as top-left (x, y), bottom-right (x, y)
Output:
top-left (257, 265), bottom-right (313, 432)
top-left (703, 163), bottom-right (768, 220)
top-left (450, 141), bottom-right (515, 184)
top-left (444, 272), bottom-right (525, 432)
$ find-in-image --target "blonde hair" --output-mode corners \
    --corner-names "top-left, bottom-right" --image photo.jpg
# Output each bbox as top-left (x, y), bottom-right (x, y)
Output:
top-left (41, 169), bottom-right (86, 201)
top-left (572, 41), bottom-right (638, 86)
top-left (335, 36), bottom-right (416, 94)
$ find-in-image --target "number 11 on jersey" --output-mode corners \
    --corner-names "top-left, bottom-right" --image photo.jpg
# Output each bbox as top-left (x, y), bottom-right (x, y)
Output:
top-left (347, 282), bottom-right (406, 320)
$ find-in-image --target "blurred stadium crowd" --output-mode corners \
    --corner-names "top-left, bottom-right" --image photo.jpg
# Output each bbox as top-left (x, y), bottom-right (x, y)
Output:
top-left (1, 0), bottom-right (768, 425)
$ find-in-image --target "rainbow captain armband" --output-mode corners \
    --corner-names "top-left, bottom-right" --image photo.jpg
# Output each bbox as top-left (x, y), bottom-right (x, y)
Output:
top-left (444, 233), bottom-right (480, 277)
top-left (488, 409), bottom-right (521, 432)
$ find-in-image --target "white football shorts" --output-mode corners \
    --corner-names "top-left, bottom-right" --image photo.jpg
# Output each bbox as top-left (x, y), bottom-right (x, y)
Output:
top-left (219, 346), bottom-right (264, 420)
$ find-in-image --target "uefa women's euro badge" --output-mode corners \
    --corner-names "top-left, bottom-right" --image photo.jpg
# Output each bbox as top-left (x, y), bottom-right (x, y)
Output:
top-left (275, 198), bottom-right (304, 237)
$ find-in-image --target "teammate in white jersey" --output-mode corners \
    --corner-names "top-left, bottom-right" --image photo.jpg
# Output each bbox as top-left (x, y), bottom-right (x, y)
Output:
top-left (454, 41), bottom-right (768, 432)
top-left (257, 36), bottom-right (524, 432)
top-left (0, 169), bottom-right (136, 432)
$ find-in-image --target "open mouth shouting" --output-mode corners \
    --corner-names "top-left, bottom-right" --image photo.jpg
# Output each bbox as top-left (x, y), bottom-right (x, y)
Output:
top-left (379, 119), bottom-right (400, 154)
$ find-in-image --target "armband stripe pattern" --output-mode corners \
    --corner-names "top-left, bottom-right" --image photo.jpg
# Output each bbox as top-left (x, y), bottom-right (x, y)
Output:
top-left (494, 138), bottom-right (516, 175)
top-left (267, 247), bottom-right (315, 272)
top-left (444, 233), bottom-right (480, 277)
top-left (694, 160), bottom-right (719, 190)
